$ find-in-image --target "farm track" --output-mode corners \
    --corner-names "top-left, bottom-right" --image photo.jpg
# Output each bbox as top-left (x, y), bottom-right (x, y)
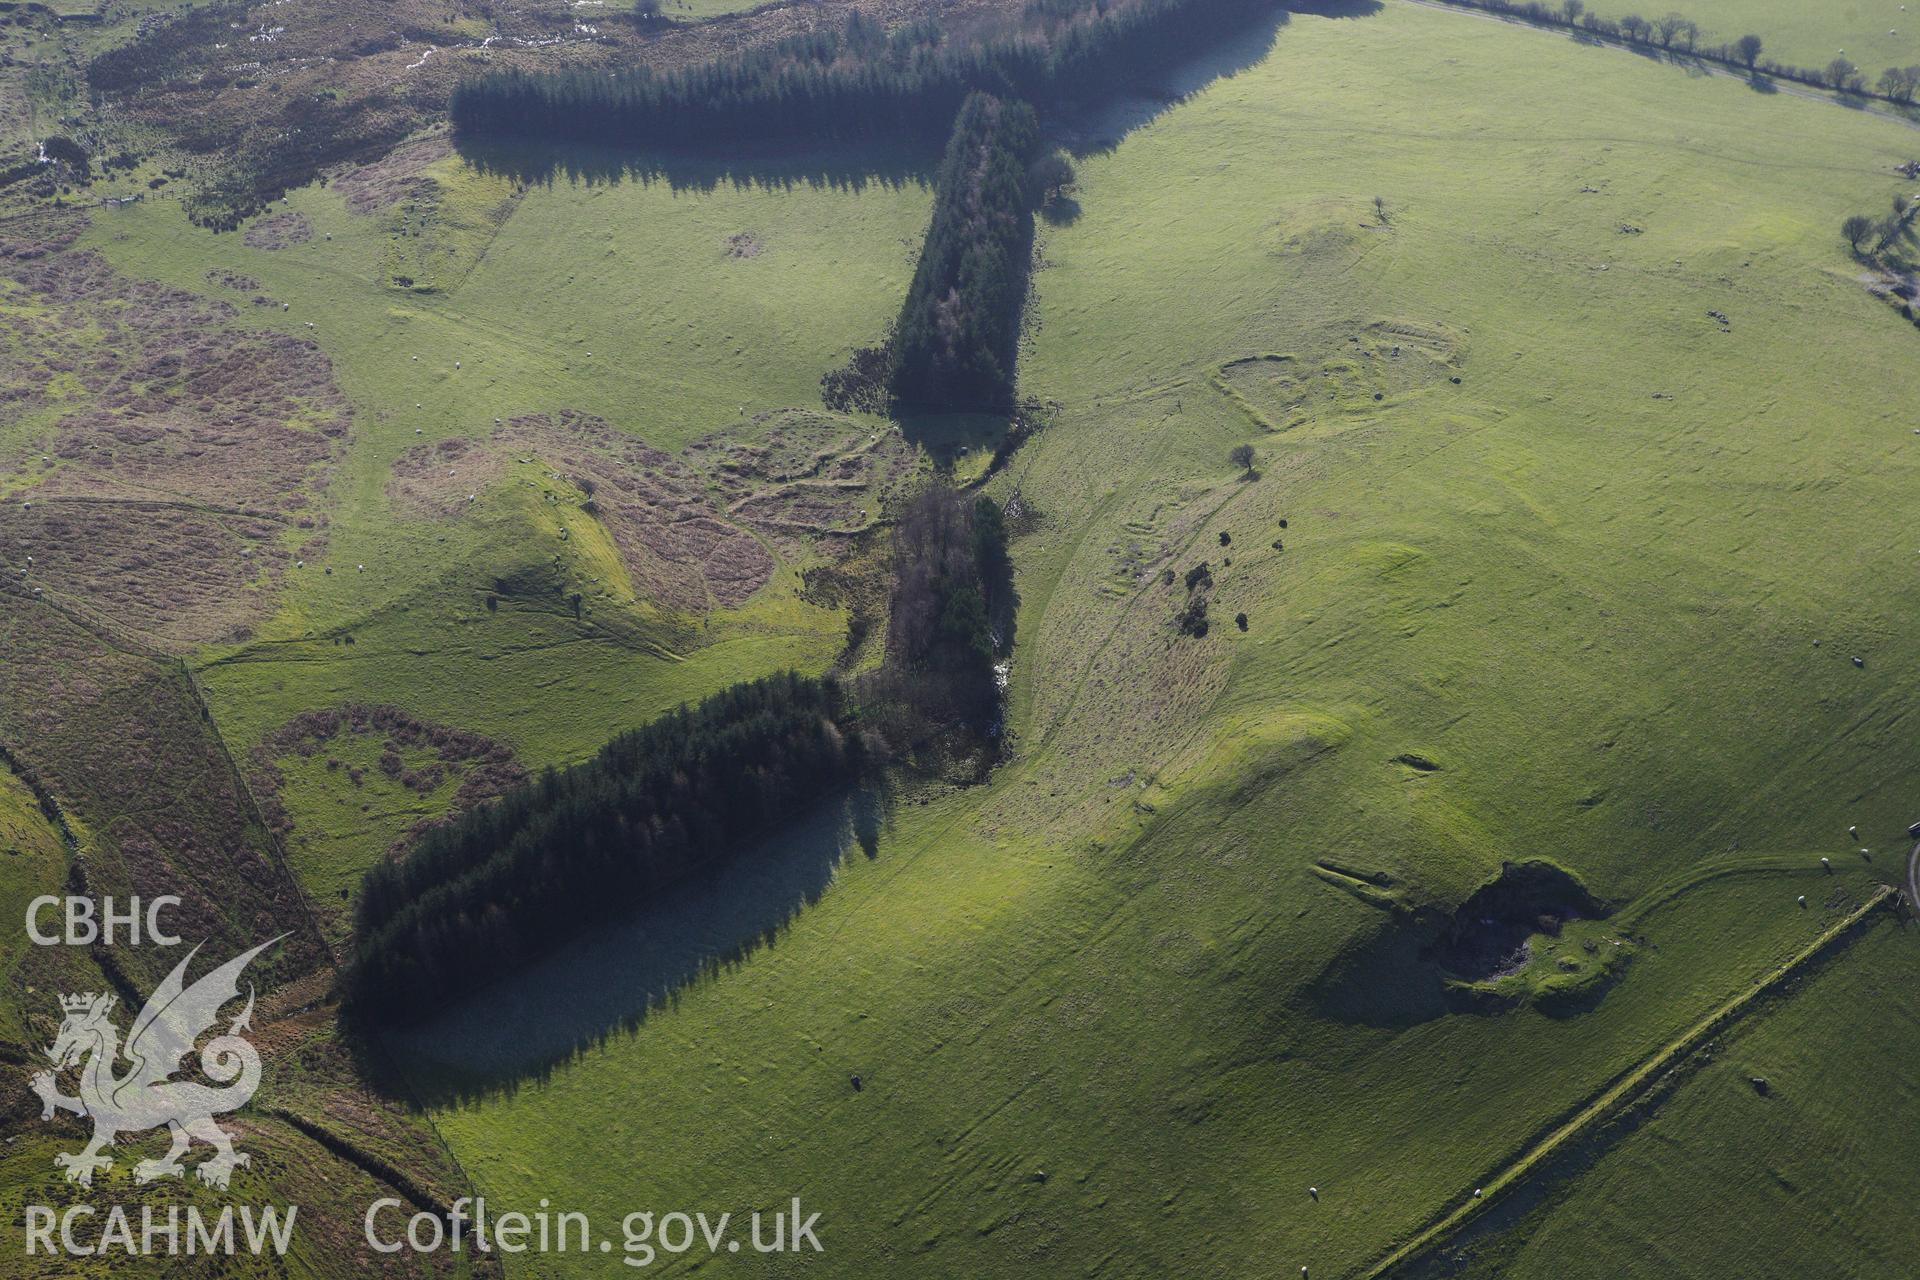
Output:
top-left (17, 494), bottom-right (293, 523)
top-left (1359, 882), bottom-right (1898, 1279)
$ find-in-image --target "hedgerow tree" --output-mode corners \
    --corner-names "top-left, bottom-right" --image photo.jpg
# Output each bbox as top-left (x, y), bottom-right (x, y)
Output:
top-left (1735, 34), bottom-right (1763, 69)
top-left (1843, 213), bottom-right (1876, 252)
top-left (1027, 149), bottom-right (1076, 205)
top-left (1873, 194), bottom-right (1913, 254)
top-left (1653, 14), bottom-right (1695, 49)
top-left (1878, 65), bottom-right (1920, 102)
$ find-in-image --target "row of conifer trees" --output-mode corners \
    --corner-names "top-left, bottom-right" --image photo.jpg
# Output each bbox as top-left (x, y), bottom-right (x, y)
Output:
top-left (887, 93), bottom-right (1040, 411)
top-left (343, 673), bottom-right (865, 1023)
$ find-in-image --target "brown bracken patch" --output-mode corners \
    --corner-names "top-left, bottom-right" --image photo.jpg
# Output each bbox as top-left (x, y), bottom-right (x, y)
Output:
top-left (501, 411), bottom-right (771, 610)
top-left (386, 436), bottom-right (506, 517)
top-left (248, 704), bottom-right (527, 858)
top-left (478, 408), bottom-right (915, 612)
top-left (332, 135), bottom-right (454, 215)
top-left (0, 211), bottom-right (350, 648)
top-left (243, 210), bottom-right (314, 250)
top-left (206, 267), bottom-right (262, 292)
top-left (0, 208), bottom-right (84, 261)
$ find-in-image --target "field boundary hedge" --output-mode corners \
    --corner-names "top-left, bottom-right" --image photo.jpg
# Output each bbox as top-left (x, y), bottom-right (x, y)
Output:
top-left (1417, 0), bottom-right (1920, 111)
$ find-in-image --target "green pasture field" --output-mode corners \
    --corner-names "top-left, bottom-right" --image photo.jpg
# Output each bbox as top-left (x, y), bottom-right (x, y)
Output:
top-left (9, 0), bottom-right (1915, 1275)
top-left (662, 0), bottom-right (770, 21)
top-left (0, 764), bottom-right (67, 1043)
top-left (400, 4), bottom-right (1920, 1279)
top-left (1427, 0), bottom-right (1920, 81)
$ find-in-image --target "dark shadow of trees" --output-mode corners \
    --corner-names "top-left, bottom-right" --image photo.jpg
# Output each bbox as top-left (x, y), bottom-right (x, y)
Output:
top-left (1052, 5), bottom-right (1301, 160)
top-left (452, 1), bottom-right (1381, 195)
top-left (373, 783), bottom-right (895, 1106)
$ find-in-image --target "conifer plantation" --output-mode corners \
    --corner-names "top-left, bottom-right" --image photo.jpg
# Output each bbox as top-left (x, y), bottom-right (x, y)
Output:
top-left (446, 0), bottom-right (1272, 147)
top-left (887, 94), bottom-right (1040, 411)
top-left (344, 674), bottom-right (865, 1023)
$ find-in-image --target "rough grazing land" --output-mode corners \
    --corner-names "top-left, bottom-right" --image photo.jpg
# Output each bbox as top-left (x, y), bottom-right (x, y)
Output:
top-left (1, 212), bottom-right (349, 648)
top-left (250, 703), bottom-right (526, 859)
top-left (76, 0), bottom-right (1022, 223)
top-left (387, 407), bottom-right (915, 611)
top-left (0, 589), bottom-right (326, 992)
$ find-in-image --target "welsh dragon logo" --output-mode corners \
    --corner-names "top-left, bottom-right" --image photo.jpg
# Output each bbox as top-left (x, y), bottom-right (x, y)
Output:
top-left (27, 937), bottom-right (281, 1190)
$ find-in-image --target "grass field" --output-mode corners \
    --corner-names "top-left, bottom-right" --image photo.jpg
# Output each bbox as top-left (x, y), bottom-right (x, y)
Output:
top-left (0, 764), bottom-right (67, 1043)
top-left (662, 0), bottom-right (770, 20)
top-left (6, 0), bottom-right (1919, 1274)
top-left (405, 4), bottom-right (1920, 1277)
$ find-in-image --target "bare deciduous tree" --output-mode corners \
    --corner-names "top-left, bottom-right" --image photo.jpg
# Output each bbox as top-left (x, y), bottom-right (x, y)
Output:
top-left (1843, 213), bottom-right (1876, 253)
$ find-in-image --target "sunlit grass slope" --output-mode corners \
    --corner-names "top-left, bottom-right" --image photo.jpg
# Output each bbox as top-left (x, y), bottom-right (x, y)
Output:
top-left (418, 6), bottom-right (1920, 1279)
